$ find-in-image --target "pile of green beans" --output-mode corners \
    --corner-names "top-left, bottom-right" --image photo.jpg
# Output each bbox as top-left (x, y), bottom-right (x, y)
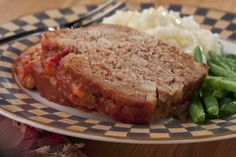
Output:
top-left (189, 46), bottom-right (236, 123)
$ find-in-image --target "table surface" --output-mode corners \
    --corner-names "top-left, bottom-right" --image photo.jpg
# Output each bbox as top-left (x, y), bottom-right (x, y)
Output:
top-left (1, 0), bottom-right (236, 157)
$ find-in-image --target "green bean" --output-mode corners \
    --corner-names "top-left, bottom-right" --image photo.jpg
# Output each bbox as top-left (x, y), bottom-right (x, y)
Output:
top-left (203, 76), bottom-right (236, 93)
top-left (189, 92), bottom-right (205, 123)
top-left (220, 100), bottom-right (236, 116)
top-left (221, 57), bottom-right (236, 73)
top-left (212, 89), bottom-right (229, 98)
top-left (224, 54), bottom-right (236, 60)
top-left (194, 46), bottom-right (204, 64)
top-left (208, 61), bottom-right (236, 80)
top-left (208, 51), bottom-right (231, 70)
top-left (202, 88), bottom-right (219, 116)
top-left (201, 87), bottom-right (219, 116)
top-left (222, 57), bottom-right (236, 65)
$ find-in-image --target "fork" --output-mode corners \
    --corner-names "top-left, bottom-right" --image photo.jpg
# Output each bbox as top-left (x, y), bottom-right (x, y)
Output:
top-left (0, 0), bottom-right (126, 45)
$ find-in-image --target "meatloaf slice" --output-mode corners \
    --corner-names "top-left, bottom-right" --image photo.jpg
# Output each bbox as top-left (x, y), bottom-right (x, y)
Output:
top-left (15, 24), bottom-right (208, 124)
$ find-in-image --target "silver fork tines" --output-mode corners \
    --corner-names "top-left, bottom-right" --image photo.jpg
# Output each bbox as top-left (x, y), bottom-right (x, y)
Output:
top-left (80, 2), bottom-right (126, 27)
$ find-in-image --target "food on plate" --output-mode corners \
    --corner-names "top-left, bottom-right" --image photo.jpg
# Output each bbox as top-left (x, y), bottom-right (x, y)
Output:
top-left (15, 47), bottom-right (71, 106)
top-left (14, 24), bottom-right (208, 124)
top-left (102, 7), bottom-right (221, 55)
top-left (188, 92), bottom-right (205, 123)
top-left (189, 47), bottom-right (236, 123)
top-left (15, 46), bottom-right (41, 89)
top-left (202, 88), bottom-right (219, 116)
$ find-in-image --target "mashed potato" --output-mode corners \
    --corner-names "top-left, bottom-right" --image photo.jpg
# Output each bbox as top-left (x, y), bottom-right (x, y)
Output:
top-left (102, 7), bottom-right (221, 55)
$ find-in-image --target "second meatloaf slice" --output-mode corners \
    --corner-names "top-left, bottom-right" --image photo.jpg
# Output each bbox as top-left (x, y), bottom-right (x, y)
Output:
top-left (40, 24), bottom-right (207, 123)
